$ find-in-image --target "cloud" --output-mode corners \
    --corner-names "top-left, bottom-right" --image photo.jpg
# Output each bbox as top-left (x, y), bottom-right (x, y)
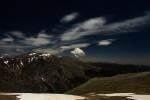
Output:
top-left (0, 31), bottom-right (54, 55)
top-left (33, 48), bottom-right (62, 54)
top-left (37, 30), bottom-right (53, 38)
top-left (60, 12), bottom-right (150, 41)
top-left (0, 44), bottom-right (25, 56)
top-left (1, 34), bottom-right (14, 42)
top-left (9, 31), bottom-right (26, 38)
top-left (32, 43), bottom-right (90, 55)
top-left (20, 31), bottom-right (53, 46)
top-left (38, 33), bottom-right (51, 38)
top-left (1, 12), bottom-right (150, 56)
top-left (1, 38), bottom-right (13, 42)
top-left (71, 48), bottom-right (85, 57)
top-left (60, 12), bottom-right (79, 23)
top-left (98, 39), bottom-right (116, 46)
top-left (32, 43), bottom-right (90, 56)
top-left (60, 43), bottom-right (90, 50)
top-left (0, 31), bottom-right (53, 47)
top-left (24, 37), bottom-right (50, 46)
top-left (60, 17), bottom-right (106, 41)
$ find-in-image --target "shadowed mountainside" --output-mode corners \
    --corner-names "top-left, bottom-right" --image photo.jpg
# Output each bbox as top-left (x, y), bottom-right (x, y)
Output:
top-left (0, 53), bottom-right (88, 93)
top-left (0, 53), bottom-right (150, 93)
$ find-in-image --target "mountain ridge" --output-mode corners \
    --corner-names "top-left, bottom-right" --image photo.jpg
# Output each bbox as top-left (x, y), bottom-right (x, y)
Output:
top-left (0, 52), bottom-right (150, 93)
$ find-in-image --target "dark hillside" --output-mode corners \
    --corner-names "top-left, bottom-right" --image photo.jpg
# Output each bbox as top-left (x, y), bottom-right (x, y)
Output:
top-left (84, 62), bottom-right (150, 77)
top-left (0, 53), bottom-right (88, 93)
top-left (67, 72), bottom-right (150, 95)
top-left (0, 53), bottom-right (150, 93)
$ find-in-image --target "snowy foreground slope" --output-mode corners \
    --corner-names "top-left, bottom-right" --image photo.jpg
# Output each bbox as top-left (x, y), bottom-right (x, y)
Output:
top-left (0, 93), bottom-right (86, 100)
top-left (98, 93), bottom-right (150, 100)
top-left (1, 93), bottom-right (150, 100)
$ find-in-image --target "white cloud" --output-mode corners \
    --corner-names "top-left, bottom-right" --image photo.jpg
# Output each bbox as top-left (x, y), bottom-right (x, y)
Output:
top-left (24, 37), bottom-right (50, 46)
top-left (0, 31), bottom-right (54, 55)
top-left (60, 12), bottom-right (79, 23)
top-left (38, 30), bottom-right (53, 38)
top-left (80, 17), bottom-right (106, 30)
top-left (71, 48), bottom-right (85, 57)
top-left (20, 31), bottom-right (53, 46)
top-left (9, 31), bottom-right (26, 38)
top-left (60, 17), bottom-right (106, 41)
top-left (0, 34), bottom-right (14, 42)
top-left (1, 12), bottom-right (150, 56)
top-left (33, 48), bottom-right (62, 54)
top-left (1, 38), bottom-right (14, 42)
top-left (60, 43), bottom-right (90, 50)
top-left (33, 43), bottom-right (90, 55)
top-left (60, 12), bottom-right (150, 41)
top-left (30, 42), bottom-right (89, 56)
top-left (98, 39), bottom-right (116, 46)
top-left (38, 33), bottom-right (51, 38)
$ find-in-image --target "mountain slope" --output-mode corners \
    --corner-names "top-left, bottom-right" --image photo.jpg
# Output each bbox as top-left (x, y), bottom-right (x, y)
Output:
top-left (0, 53), bottom-right (88, 93)
top-left (0, 53), bottom-right (150, 93)
top-left (66, 72), bottom-right (150, 95)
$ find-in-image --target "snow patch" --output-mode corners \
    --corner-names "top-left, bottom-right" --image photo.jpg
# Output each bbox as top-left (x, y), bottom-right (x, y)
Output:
top-left (0, 93), bottom-right (86, 100)
top-left (39, 54), bottom-right (51, 59)
top-left (20, 60), bottom-right (24, 66)
top-left (39, 53), bottom-right (51, 57)
top-left (4, 60), bottom-right (9, 64)
top-left (0, 56), bottom-right (3, 58)
top-left (98, 93), bottom-right (150, 100)
top-left (29, 53), bottom-right (37, 56)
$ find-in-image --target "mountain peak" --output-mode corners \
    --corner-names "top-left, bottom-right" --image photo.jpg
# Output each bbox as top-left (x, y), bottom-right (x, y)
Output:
top-left (0, 53), bottom-right (150, 93)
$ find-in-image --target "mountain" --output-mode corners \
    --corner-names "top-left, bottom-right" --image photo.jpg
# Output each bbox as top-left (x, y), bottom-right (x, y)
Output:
top-left (0, 53), bottom-right (88, 93)
top-left (84, 62), bottom-right (150, 77)
top-left (66, 72), bottom-right (150, 95)
top-left (0, 53), bottom-right (150, 93)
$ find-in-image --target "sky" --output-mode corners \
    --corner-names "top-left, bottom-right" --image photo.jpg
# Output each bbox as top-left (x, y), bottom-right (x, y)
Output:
top-left (0, 0), bottom-right (150, 65)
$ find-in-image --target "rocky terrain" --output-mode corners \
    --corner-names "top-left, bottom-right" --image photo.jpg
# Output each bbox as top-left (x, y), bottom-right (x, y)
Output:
top-left (0, 53), bottom-right (150, 93)
top-left (0, 53), bottom-right (88, 93)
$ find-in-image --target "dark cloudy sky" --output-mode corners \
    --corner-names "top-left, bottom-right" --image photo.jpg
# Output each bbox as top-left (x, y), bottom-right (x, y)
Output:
top-left (0, 0), bottom-right (150, 65)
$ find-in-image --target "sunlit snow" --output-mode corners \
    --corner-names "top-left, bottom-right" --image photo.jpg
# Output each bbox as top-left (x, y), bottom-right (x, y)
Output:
top-left (39, 54), bottom-right (51, 57)
top-left (29, 53), bottom-right (37, 56)
top-left (0, 93), bottom-right (86, 100)
top-left (98, 93), bottom-right (150, 100)
top-left (4, 60), bottom-right (9, 64)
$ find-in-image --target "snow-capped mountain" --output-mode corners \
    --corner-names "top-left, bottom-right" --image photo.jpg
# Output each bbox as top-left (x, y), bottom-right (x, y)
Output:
top-left (0, 53), bottom-right (150, 93)
top-left (0, 53), bottom-right (88, 93)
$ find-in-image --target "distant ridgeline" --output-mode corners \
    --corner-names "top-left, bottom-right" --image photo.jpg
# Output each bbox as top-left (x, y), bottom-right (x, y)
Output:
top-left (0, 53), bottom-right (150, 93)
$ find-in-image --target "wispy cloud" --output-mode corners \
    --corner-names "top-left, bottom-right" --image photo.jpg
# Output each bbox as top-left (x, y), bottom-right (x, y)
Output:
top-left (24, 37), bottom-right (50, 46)
top-left (60, 12), bottom-right (79, 23)
top-left (0, 31), bottom-right (54, 55)
top-left (71, 48), bottom-right (85, 57)
top-left (60, 43), bottom-right (90, 50)
top-left (20, 31), bottom-right (53, 46)
top-left (0, 44), bottom-right (25, 56)
top-left (32, 43), bottom-right (90, 55)
top-left (1, 34), bottom-right (14, 42)
top-left (1, 12), bottom-right (150, 56)
top-left (98, 39), bottom-right (116, 46)
top-left (60, 17), bottom-right (106, 41)
top-left (1, 37), bottom-right (14, 42)
top-left (9, 31), bottom-right (26, 39)
top-left (33, 48), bottom-right (62, 54)
top-left (60, 12), bottom-right (150, 41)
